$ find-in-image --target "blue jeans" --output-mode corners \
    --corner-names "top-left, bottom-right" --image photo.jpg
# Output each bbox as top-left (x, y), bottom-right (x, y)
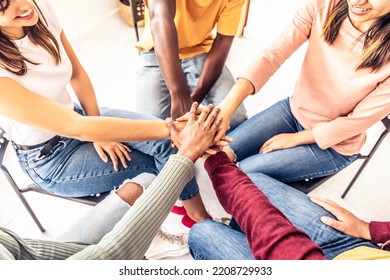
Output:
top-left (14, 105), bottom-right (198, 200)
top-left (228, 98), bottom-right (357, 183)
top-left (135, 51), bottom-right (248, 130)
top-left (189, 173), bottom-right (378, 260)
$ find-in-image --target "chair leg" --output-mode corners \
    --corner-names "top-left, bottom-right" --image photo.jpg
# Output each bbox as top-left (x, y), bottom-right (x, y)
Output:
top-left (341, 130), bottom-right (388, 199)
top-left (2, 171), bottom-right (45, 232)
top-left (13, 190), bottom-right (46, 232)
top-left (341, 157), bottom-right (368, 199)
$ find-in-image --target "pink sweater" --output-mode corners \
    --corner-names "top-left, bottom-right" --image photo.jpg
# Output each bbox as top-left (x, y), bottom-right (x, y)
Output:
top-left (240, 0), bottom-right (390, 155)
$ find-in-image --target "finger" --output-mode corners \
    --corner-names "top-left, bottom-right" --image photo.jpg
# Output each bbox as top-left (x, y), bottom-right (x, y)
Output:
top-left (205, 148), bottom-right (217, 155)
top-left (220, 136), bottom-right (233, 143)
top-left (175, 114), bottom-right (188, 122)
top-left (310, 197), bottom-right (343, 218)
top-left (210, 115), bottom-right (223, 134)
top-left (259, 139), bottom-right (271, 153)
top-left (205, 107), bottom-right (221, 129)
top-left (213, 128), bottom-right (226, 144)
top-left (198, 104), bottom-right (213, 123)
top-left (319, 216), bottom-right (343, 231)
top-left (165, 117), bottom-right (174, 128)
top-left (188, 102), bottom-right (199, 123)
top-left (96, 147), bottom-right (108, 163)
top-left (311, 196), bottom-right (342, 208)
top-left (106, 151), bottom-right (119, 171)
top-left (115, 148), bottom-right (129, 169)
top-left (118, 144), bottom-right (131, 161)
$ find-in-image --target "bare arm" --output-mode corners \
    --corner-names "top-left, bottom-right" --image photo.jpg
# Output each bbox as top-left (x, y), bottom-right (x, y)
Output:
top-left (0, 77), bottom-right (170, 142)
top-left (148, 0), bottom-right (192, 119)
top-left (214, 77), bottom-right (254, 140)
top-left (61, 31), bottom-right (100, 117)
top-left (191, 34), bottom-right (235, 103)
top-left (61, 31), bottom-right (132, 170)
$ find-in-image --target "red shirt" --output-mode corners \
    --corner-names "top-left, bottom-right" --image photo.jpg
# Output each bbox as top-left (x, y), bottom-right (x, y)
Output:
top-left (204, 152), bottom-right (326, 260)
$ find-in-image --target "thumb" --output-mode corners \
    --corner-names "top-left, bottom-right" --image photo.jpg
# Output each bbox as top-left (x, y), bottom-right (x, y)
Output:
top-left (165, 117), bottom-right (174, 128)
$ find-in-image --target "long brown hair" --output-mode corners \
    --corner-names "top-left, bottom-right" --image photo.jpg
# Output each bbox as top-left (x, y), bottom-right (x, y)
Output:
top-left (0, 0), bottom-right (61, 76)
top-left (322, 0), bottom-right (390, 71)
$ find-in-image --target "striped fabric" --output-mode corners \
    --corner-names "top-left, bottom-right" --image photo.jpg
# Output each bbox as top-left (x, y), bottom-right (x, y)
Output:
top-left (0, 155), bottom-right (194, 260)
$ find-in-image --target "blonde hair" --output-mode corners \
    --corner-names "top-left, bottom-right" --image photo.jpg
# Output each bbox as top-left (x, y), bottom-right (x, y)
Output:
top-left (0, 0), bottom-right (61, 75)
top-left (322, 0), bottom-right (390, 71)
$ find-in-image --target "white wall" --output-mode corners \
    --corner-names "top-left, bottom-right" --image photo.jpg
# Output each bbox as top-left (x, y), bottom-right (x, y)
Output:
top-left (50, 0), bottom-right (118, 39)
top-left (244, 0), bottom-right (307, 46)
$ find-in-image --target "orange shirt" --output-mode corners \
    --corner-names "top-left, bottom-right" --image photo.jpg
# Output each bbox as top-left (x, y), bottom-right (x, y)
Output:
top-left (136, 0), bottom-right (244, 59)
top-left (240, 0), bottom-right (390, 155)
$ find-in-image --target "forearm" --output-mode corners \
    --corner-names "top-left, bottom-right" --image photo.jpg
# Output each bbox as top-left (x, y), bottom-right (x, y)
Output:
top-left (219, 78), bottom-right (254, 120)
top-left (191, 34), bottom-right (234, 103)
top-left (68, 155), bottom-right (195, 260)
top-left (0, 78), bottom-right (170, 142)
top-left (294, 129), bottom-right (315, 145)
top-left (70, 70), bottom-right (100, 116)
top-left (150, 2), bottom-right (189, 97)
top-left (204, 152), bottom-right (325, 260)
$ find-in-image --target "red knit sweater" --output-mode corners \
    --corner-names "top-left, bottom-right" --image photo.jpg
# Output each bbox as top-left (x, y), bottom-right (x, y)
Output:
top-left (204, 152), bottom-right (326, 260)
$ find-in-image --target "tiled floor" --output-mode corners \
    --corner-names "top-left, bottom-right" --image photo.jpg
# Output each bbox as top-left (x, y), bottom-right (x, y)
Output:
top-left (0, 2), bottom-right (389, 260)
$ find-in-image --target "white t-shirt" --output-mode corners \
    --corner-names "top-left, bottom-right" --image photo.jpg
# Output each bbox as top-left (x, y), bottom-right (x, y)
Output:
top-left (0, 0), bottom-right (73, 145)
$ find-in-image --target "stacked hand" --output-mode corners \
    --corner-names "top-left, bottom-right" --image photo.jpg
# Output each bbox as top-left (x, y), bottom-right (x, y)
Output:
top-left (166, 102), bottom-right (231, 162)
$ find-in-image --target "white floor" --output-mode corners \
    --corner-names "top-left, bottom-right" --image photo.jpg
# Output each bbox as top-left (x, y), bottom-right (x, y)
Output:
top-left (0, 2), bottom-right (389, 260)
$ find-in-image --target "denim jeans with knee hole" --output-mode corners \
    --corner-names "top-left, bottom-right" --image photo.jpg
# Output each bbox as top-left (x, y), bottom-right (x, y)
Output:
top-left (14, 104), bottom-right (199, 200)
top-left (135, 51), bottom-right (248, 131)
top-left (189, 173), bottom-right (378, 260)
top-left (227, 98), bottom-right (358, 183)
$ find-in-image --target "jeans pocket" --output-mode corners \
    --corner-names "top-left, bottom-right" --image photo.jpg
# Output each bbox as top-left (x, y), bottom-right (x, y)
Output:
top-left (141, 51), bottom-right (159, 67)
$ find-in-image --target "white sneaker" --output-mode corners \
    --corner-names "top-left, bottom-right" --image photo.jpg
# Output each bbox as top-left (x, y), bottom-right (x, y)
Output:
top-left (145, 228), bottom-right (189, 260)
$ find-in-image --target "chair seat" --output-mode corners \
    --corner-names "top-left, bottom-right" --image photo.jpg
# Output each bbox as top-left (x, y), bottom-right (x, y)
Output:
top-left (287, 176), bottom-right (332, 194)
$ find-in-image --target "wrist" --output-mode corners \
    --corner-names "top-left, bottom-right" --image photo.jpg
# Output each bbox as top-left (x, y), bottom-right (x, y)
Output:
top-left (177, 147), bottom-right (199, 163)
top-left (360, 221), bottom-right (371, 240)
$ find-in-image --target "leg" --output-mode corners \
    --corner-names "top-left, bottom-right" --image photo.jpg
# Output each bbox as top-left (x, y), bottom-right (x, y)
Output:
top-left (189, 219), bottom-right (254, 260)
top-left (228, 98), bottom-right (357, 182)
top-left (239, 144), bottom-right (357, 182)
top-left (57, 173), bottom-right (156, 244)
top-left (228, 98), bottom-right (297, 161)
top-left (134, 51), bottom-right (171, 119)
top-left (182, 54), bottom-right (247, 131)
top-left (247, 173), bottom-right (378, 259)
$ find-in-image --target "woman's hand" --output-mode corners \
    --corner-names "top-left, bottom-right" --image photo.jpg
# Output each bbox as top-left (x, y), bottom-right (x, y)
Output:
top-left (260, 130), bottom-right (315, 153)
top-left (166, 102), bottom-right (224, 162)
top-left (93, 142), bottom-right (131, 171)
top-left (310, 196), bottom-right (371, 240)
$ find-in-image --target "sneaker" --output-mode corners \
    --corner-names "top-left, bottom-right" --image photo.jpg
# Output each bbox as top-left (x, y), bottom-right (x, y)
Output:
top-left (145, 228), bottom-right (189, 260)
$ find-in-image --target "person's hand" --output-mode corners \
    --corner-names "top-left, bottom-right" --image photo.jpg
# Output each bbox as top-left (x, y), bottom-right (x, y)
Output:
top-left (310, 196), bottom-right (371, 240)
top-left (212, 113), bottom-right (230, 144)
top-left (93, 142), bottom-right (131, 171)
top-left (175, 105), bottom-right (205, 122)
top-left (259, 133), bottom-right (300, 153)
top-left (170, 95), bottom-right (193, 120)
top-left (260, 130), bottom-right (315, 153)
top-left (166, 102), bottom-right (223, 162)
